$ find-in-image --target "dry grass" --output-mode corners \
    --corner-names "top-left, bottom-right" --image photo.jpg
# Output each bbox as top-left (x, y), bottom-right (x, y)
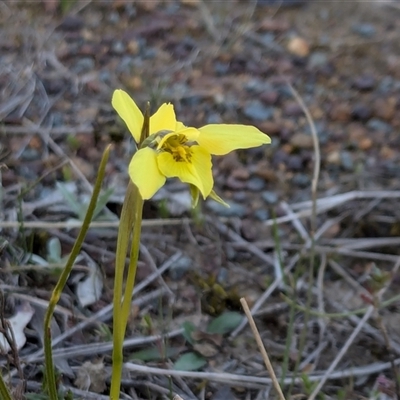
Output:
top-left (1, 1), bottom-right (400, 400)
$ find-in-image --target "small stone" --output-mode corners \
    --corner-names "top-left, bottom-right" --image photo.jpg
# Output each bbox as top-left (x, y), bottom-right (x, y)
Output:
top-left (287, 37), bottom-right (310, 57)
top-left (257, 17), bottom-right (289, 32)
top-left (348, 123), bottom-right (368, 142)
top-left (231, 168), bottom-right (250, 180)
top-left (58, 16), bottom-right (84, 31)
top-left (373, 98), bottom-right (396, 121)
top-left (254, 209), bottom-right (270, 221)
top-left (340, 151), bottom-right (354, 171)
top-left (207, 113), bottom-right (223, 124)
top-left (352, 75), bottom-right (375, 91)
top-left (226, 175), bottom-right (246, 190)
top-left (329, 102), bottom-right (351, 122)
top-left (168, 256), bottom-right (193, 281)
top-left (261, 191), bottom-right (278, 204)
top-left (20, 148), bottom-right (40, 161)
top-left (225, 245), bottom-right (236, 260)
top-left (259, 121), bottom-right (282, 135)
top-left (127, 39), bottom-right (140, 55)
top-left (287, 155), bottom-right (303, 171)
top-left (232, 191), bottom-right (247, 202)
top-left (108, 11), bottom-right (120, 24)
top-left (308, 51), bottom-right (328, 69)
top-left (367, 118), bottom-right (392, 134)
top-left (243, 101), bottom-right (274, 121)
top-left (247, 177), bottom-right (265, 191)
top-left (359, 138), bottom-right (373, 150)
top-left (72, 57), bottom-right (95, 74)
top-left (292, 173), bottom-right (310, 188)
top-left (260, 90), bottom-right (279, 105)
top-left (241, 218), bottom-right (258, 241)
top-left (290, 132), bottom-right (314, 149)
top-left (205, 200), bottom-right (247, 218)
top-left (327, 150), bottom-right (341, 165)
top-left (283, 101), bottom-right (303, 117)
top-left (352, 23), bottom-right (376, 38)
top-left (272, 149), bottom-right (289, 167)
top-left (351, 103), bottom-right (372, 121)
top-left (111, 40), bottom-right (125, 55)
top-left (214, 62), bottom-right (229, 76)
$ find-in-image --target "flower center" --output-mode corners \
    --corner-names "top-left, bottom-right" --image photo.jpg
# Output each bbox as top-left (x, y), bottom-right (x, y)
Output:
top-left (161, 134), bottom-right (192, 162)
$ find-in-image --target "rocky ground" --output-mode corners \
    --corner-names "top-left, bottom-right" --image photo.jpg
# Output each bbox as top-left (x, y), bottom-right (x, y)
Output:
top-left (2, 0), bottom-right (400, 399)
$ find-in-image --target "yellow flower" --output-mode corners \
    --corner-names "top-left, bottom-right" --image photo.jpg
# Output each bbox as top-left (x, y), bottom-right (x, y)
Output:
top-left (112, 89), bottom-right (271, 201)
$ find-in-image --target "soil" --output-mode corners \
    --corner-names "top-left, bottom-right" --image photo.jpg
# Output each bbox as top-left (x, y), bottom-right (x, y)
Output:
top-left (2, 1), bottom-right (400, 399)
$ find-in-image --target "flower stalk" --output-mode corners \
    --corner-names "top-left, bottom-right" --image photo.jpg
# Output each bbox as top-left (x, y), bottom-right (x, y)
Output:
top-left (44, 145), bottom-right (111, 400)
top-left (109, 106), bottom-right (149, 400)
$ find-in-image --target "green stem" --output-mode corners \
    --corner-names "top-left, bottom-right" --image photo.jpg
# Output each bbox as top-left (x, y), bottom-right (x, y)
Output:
top-left (0, 373), bottom-right (13, 400)
top-left (110, 182), bottom-right (142, 400)
top-left (121, 185), bottom-right (143, 330)
top-left (44, 145), bottom-right (111, 400)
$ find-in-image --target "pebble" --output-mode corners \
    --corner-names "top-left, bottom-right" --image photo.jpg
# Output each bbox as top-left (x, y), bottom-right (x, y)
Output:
top-left (290, 132), bottom-right (314, 149)
top-left (108, 11), bottom-right (120, 24)
top-left (329, 102), bottom-right (351, 122)
top-left (283, 101), bottom-right (303, 117)
top-left (226, 175), bottom-right (246, 190)
top-left (206, 113), bottom-right (223, 124)
top-left (225, 245), bottom-right (236, 260)
top-left (308, 51), bottom-right (328, 69)
top-left (378, 76), bottom-right (394, 93)
top-left (340, 151), bottom-right (354, 171)
top-left (257, 17), bottom-right (289, 32)
top-left (367, 118), bottom-right (392, 134)
top-left (261, 191), bottom-right (278, 204)
top-left (292, 173), bottom-right (310, 188)
top-left (111, 40), bottom-right (125, 55)
top-left (231, 168), bottom-right (250, 180)
top-left (214, 62), bottom-right (230, 76)
top-left (260, 90), bottom-right (279, 105)
top-left (359, 137), bottom-right (373, 150)
top-left (272, 149), bottom-right (289, 167)
top-left (351, 103), bottom-right (372, 121)
top-left (72, 57), bottom-right (95, 74)
top-left (352, 75), bottom-right (375, 91)
top-left (169, 256), bottom-right (193, 280)
top-left (247, 177), bottom-right (265, 191)
top-left (287, 36), bottom-right (310, 57)
top-left (352, 23), bottom-right (376, 38)
top-left (116, 56), bottom-right (135, 73)
top-left (232, 191), bottom-right (248, 202)
top-left (373, 97), bottom-right (396, 121)
top-left (243, 100), bottom-right (274, 121)
top-left (287, 155), bottom-right (303, 171)
top-left (205, 200), bottom-right (246, 218)
top-left (254, 209), bottom-right (270, 221)
top-left (20, 148), bottom-right (40, 162)
top-left (58, 16), bottom-right (84, 31)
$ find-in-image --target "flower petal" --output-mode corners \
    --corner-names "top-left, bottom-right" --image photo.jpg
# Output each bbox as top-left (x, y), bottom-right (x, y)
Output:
top-left (129, 147), bottom-right (166, 200)
top-left (157, 145), bottom-right (213, 198)
top-left (197, 124), bottom-right (271, 155)
top-left (150, 103), bottom-right (177, 135)
top-left (112, 90), bottom-right (144, 143)
top-left (175, 121), bottom-right (186, 131)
